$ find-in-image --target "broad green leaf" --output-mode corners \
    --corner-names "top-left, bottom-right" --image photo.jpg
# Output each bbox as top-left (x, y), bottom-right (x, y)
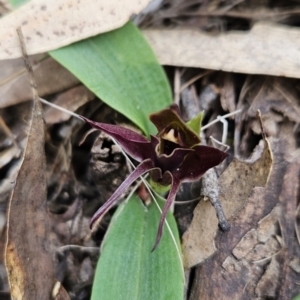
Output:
top-left (91, 194), bottom-right (184, 300)
top-left (50, 21), bottom-right (172, 135)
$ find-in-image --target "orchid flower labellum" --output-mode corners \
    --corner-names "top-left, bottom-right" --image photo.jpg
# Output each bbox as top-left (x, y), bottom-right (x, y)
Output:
top-left (81, 105), bottom-right (228, 250)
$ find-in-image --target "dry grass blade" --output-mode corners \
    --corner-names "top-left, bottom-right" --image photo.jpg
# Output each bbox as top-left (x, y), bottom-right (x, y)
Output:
top-left (5, 28), bottom-right (55, 299)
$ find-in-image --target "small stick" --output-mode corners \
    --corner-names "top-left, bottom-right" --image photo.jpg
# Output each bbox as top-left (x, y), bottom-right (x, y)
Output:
top-left (201, 109), bottom-right (242, 130)
top-left (17, 28), bottom-right (39, 105)
top-left (201, 168), bottom-right (230, 232)
top-left (257, 109), bottom-right (266, 139)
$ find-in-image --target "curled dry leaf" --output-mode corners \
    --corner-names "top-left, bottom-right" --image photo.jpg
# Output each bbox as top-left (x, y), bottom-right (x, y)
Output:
top-left (234, 76), bottom-right (300, 155)
top-left (143, 22), bottom-right (300, 79)
top-left (219, 73), bottom-right (236, 114)
top-left (182, 127), bottom-right (273, 269)
top-left (5, 91), bottom-right (56, 299)
top-left (5, 29), bottom-right (55, 299)
top-left (0, 0), bottom-right (151, 60)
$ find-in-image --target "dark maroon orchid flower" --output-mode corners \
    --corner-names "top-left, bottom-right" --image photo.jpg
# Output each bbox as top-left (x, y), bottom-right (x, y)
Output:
top-left (81, 105), bottom-right (228, 250)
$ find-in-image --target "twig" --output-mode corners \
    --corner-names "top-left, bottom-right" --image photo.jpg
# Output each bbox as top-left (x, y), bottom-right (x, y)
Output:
top-left (201, 168), bottom-right (230, 231)
top-left (39, 97), bottom-right (82, 120)
top-left (257, 109), bottom-right (266, 139)
top-left (201, 109), bottom-right (242, 130)
top-left (17, 28), bottom-right (39, 106)
top-left (179, 70), bottom-right (212, 93)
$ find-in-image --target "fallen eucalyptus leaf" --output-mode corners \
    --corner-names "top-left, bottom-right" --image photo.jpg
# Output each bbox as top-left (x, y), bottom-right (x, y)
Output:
top-left (182, 130), bottom-right (273, 268)
top-left (5, 31), bottom-right (55, 298)
top-left (143, 22), bottom-right (300, 79)
top-left (1, 0), bottom-right (151, 59)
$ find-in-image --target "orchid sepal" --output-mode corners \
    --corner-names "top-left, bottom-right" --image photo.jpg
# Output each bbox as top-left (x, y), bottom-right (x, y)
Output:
top-left (81, 116), bottom-right (152, 162)
top-left (186, 111), bottom-right (204, 135)
top-left (90, 159), bottom-right (157, 228)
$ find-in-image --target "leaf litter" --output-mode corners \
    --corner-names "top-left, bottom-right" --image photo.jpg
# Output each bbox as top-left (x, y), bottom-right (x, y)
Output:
top-left (182, 111), bottom-right (273, 269)
top-left (1, 0), bottom-right (300, 299)
top-left (0, 55), bottom-right (80, 109)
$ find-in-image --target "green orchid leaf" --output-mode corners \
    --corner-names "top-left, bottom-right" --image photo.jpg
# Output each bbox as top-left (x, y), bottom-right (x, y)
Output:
top-left (186, 111), bottom-right (204, 135)
top-left (50, 21), bottom-right (172, 135)
top-left (91, 194), bottom-right (184, 300)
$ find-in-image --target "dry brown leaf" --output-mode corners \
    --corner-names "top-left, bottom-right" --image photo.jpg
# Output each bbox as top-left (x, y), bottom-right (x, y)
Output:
top-left (0, 56), bottom-right (80, 108)
top-left (188, 138), bottom-right (290, 300)
top-left (5, 30), bottom-right (55, 299)
top-left (0, 0), bottom-right (151, 60)
top-left (143, 22), bottom-right (300, 79)
top-left (182, 129), bottom-right (273, 269)
top-left (255, 256), bottom-right (281, 297)
top-left (234, 76), bottom-right (300, 156)
top-left (5, 96), bottom-right (56, 299)
top-left (44, 85), bottom-right (95, 124)
top-left (219, 73), bottom-right (236, 113)
top-left (231, 228), bottom-right (258, 260)
top-left (0, 53), bottom-right (45, 82)
top-left (242, 77), bottom-right (300, 123)
top-left (189, 125), bottom-right (300, 300)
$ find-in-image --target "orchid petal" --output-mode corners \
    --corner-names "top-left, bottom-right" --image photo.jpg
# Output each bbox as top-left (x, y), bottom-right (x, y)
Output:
top-left (149, 168), bottom-right (173, 187)
top-left (155, 148), bottom-right (193, 174)
top-left (152, 176), bottom-right (181, 251)
top-left (90, 159), bottom-right (156, 228)
top-left (149, 106), bottom-right (200, 148)
top-left (81, 116), bottom-right (152, 162)
top-left (150, 135), bottom-right (193, 173)
top-left (174, 145), bottom-right (228, 181)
